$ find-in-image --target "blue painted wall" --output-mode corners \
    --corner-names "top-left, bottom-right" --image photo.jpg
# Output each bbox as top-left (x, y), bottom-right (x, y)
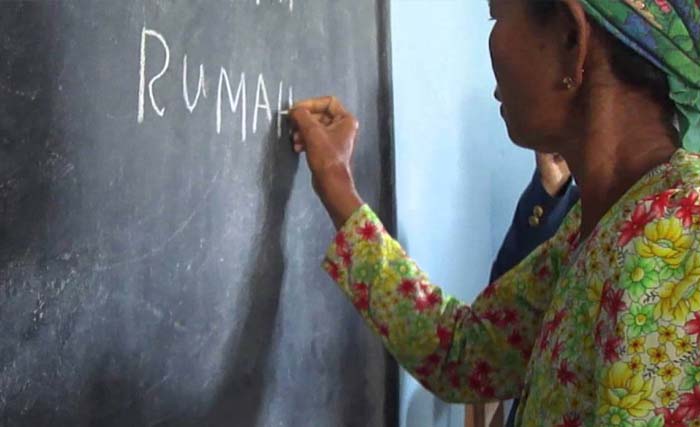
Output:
top-left (390, 1), bottom-right (534, 426)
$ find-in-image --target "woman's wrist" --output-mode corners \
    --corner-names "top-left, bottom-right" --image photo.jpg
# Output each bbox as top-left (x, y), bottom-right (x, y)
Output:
top-left (313, 166), bottom-right (364, 229)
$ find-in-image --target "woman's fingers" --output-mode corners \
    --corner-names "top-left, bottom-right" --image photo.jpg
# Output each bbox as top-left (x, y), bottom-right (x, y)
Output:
top-left (334, 113), bottom-right (360, 134)
top-left (292, 96), bottom-right (349, 119)
top-left (319, 114), bottom-right (333, 126)
top-left (289, 97), bottom-right (358, 156)
top-left (289, 108), bottom-right (324, 153)
top-left (289, 107), bottom-right (320, 131)
top-left (292, 132), bottom-right (305, 153)
top-left (325, 96), bottom-right (348, 117)
top-left (292, 96), bottom-right (332, 113)
top-left (290, 108), bottom-right (320, 135)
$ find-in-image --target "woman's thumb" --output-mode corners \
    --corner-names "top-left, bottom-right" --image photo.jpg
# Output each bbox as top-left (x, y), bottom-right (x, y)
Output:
top-left (290, 108), bottom-right (319, 136)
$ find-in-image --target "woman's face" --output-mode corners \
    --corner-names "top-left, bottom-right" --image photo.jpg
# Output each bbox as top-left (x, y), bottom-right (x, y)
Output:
top-left (489, 0), bottom-right (575, 152)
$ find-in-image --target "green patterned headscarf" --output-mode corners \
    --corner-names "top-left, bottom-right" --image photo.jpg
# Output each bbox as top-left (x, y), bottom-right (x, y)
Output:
top-left (579, 0), bottom-right (700, 151)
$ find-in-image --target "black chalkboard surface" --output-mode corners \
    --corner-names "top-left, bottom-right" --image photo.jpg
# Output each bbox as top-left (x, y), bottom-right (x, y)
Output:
top-left (0, 1), bottom-right (396, 426)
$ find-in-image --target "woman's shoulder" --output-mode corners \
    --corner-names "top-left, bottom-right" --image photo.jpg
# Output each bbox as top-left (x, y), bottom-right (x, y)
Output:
top-left (671, 149), bottom-right (700, 188)
top-left (608, 149), bottom-right (700, 251)
top-left (561, 150), bottom-right (700, 256)
top-left (595, 151), bottom-right (700, 334)
top-left (645, 149), bottom-right (700, 212)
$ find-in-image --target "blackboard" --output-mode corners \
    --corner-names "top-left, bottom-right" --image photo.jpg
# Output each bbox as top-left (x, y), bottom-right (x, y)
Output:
top-left (0, 1), bottom-right (397, 426)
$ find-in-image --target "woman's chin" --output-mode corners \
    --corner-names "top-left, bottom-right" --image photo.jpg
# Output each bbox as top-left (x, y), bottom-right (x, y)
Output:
top-left (505, 126), bottom-right (540, 151)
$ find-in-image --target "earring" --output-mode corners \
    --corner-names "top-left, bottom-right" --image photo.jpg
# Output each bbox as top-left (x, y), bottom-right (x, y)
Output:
top-left (563, 76), bottom-right (576, 90)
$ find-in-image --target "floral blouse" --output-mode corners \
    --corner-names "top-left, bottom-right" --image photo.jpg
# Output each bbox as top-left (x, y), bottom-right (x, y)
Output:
top-left (322, 149), bottom-right (700, 427)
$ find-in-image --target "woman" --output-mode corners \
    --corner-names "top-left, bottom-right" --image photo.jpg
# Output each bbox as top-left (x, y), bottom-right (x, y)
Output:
top-left (290, 0), bottom-right (700, 426)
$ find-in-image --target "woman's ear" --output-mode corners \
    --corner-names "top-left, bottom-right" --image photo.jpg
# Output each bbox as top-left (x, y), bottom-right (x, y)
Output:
top-left (558, 0), bottom-right (591, 85)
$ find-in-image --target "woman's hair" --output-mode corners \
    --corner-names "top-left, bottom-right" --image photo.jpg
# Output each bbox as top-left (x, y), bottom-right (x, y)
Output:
top-left (527, 0), bottom-right (672, 106)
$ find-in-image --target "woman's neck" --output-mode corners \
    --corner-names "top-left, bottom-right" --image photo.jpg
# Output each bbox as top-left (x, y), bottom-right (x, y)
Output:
top-left (561, 86), bottom-right (679, 240)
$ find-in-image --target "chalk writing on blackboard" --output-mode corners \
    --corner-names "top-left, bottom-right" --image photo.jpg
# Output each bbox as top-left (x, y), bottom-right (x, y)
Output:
top-left (183, 55), bottom-right (206, 113)
top-left (138, 27), bottom-right (294, 141)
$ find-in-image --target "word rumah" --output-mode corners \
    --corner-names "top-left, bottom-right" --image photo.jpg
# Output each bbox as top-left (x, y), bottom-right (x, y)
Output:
top-left (137, 27), bottom-right (294, 141)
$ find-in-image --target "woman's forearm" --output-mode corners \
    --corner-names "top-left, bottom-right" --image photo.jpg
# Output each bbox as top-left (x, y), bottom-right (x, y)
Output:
top-left (313, 165), bottom-right (364, 230)
top-left (321, 204), bottom-right (563, 403)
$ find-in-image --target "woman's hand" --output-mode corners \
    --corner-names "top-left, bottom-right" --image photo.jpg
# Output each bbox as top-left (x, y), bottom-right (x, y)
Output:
top-left (290, 96), bottom-right (364, 229)
top-left (536, 152), bottom-right (572, 197)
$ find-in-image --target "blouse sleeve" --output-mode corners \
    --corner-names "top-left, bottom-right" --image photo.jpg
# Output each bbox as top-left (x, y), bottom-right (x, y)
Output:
top-left (323, 204), bottom-right (581, 403)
